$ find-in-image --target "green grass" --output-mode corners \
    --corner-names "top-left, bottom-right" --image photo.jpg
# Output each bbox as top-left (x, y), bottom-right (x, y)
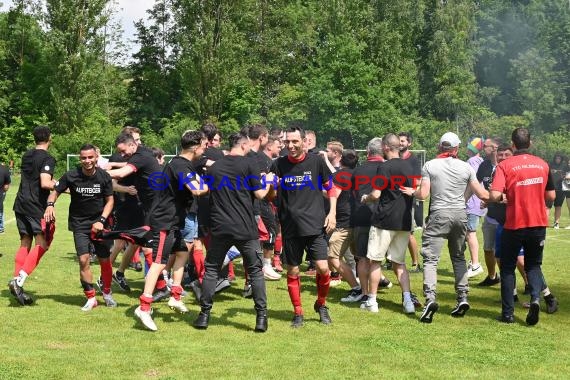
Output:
top-left (0, 176), bottom-right (569, 379)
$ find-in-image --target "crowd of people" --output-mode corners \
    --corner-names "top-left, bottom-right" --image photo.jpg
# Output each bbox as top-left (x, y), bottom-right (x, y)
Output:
top-left (3, 124), bottom-right (562, 331)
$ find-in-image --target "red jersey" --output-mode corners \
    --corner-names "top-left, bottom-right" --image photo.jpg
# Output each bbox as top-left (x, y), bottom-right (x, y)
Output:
top-left (491, 152), bottom-right (554, 229)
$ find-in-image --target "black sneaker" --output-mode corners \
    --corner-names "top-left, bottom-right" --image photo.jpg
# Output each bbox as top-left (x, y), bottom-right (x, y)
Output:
top-left (8, 279), bottom-right (27, 306)
top-left (478, 275), bottom-right (500, 287)
top-left (152, 287), bottom-right (170, 302)
top-left (193, 311), bottom-right (210, 330)
top-left (22, 292), bottom-right (34, 305)
top-left (112, 272), bottom-right (131, 292)
top-left (291, 314), bottom-right (304, 328)
top-left (496, 314), bottom-right (515, 324)
top-left (314, 301), bottom-right (332, 324)
top-left (379, 278), bottom-right (393, 289)
top-left (450, 299), bottom-right (470, 317)
top-left (545, 294), bottom-right (559, 314)
top-left (419, 300), bottom-right (439, 323)
top-left (526, 301), bottom-right (540, 326)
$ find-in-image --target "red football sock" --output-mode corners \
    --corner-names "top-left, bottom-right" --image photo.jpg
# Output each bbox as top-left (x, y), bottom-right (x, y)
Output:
top-left (131, 247), bottom-right (141, 263)
top-left (21, 245), bottom-right (46, 275)
top-left (84, 289), bottom-right (96, 299)
top-left (140, 294), bottom-right (153, 312)
top-left (143, 250), bottom-right (153, 268)
top-left (100, 259), bottom-right (113, 294)
top-left (229, 261), bottom-right (236, 279)
top-left (171, 285), bottom-right (183, 301)
top-left (193, 248), bottom-right (205, 283)
top-left (156, 276), bottom-right (167, 290)
top-left (316, 272), bottom-right (331, 307)
top-left (14, 247), bottom-right (29, 276)
top-left (274, 234), bottom-right (282, 254)
top-left (287, 275), bottom-right (303, 315)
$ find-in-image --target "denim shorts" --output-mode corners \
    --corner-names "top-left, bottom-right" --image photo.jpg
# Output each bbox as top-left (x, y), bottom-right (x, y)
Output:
top-left (466, 213), bottom-right (481, 232)
top-left (182, 213), bottom-right (198, 243)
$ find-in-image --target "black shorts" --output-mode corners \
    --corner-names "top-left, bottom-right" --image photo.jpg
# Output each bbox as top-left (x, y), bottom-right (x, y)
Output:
top-left (554, 190), bottom-right (567, 207)
top-left (151, 229), bottom-right (187, 265)
top-left (73, 231), bottom-right (111, 258)
top-left (282, 233), bottom-right (328, 267)
top-left (260, 202), bottom-right (277, 249)
top-left (351, 226), bottom-right (371, 258)
top-left (15, 212), bottom-right (43, 238)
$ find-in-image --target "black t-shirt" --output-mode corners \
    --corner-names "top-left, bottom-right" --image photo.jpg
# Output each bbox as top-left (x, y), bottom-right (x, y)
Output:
top-left (350, 160), bottom-right (384, 227)
top-left (247, 150), bottom-right (268, 215)
top-left (208, 155), bottom-right (262, 240)
top-left (270, 154), bottom-right (333, 238)
top-left (197, 147), bottom-right (224, 228)
top-left (109, 152), bottom-right (140, 211)
top-left (402, 151), bottom-right (421, 176)
top-left (371, 158), bottom-right (414, 231)
top-left (55, 168), bottom-right (113, 232)
top-left (149, 156), bottom-right (197, 230)
top-left (0, 164), bottom-right (11, 188)
top-left (126, 146), bottom-right (161, 211)
top-left (13, 149), bottom-right (56, 218)
top-left (476, 159), bottom-right (495, 190)
top-left (333, 169), bottom-right (352, 228)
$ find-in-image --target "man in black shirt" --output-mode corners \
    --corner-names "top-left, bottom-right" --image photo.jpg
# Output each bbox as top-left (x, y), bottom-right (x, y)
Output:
top-left (269, 126), bottom-right (338, 327)
top-left (9, 126), bottom-right (57, 306)
top-left (44, 144), bottom-right (116, 311)
top-left (193, 132), bottom-right (274, 332)
top-left (135, 131), bottom-right (208, 331)
top-left (0, 162), bottom-right (11, 233)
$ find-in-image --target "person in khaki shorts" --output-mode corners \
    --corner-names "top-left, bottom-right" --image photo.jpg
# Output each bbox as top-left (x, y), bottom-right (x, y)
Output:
top-left (361, 133), bottom-right (416, 314)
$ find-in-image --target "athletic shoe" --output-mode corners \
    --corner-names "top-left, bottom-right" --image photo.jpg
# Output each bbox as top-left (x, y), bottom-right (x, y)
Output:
top-left (263, 265), bottom-right (282, 281)
top-left (22, 292), bottom-right (34, 306)
top-left (478, 275), bottom-right (500, 286)
top-left (403, 299), bottom-right (416, 314)
top-left (526, 301), bottom-right (540, 326)
top-left (410, 293), bottom-right (422, 308)
top-left (314, 301), bottom-right (332, 324)
top-left (467, 264), bottom-right (484, 278)
top-left (419, 300), bottom-right (439, 323)
top-left (112, 272), bottom-right (131, 292)
top-left (193, 311), bottom-right (210, 329)
top-left (545, 294), bottom-right (559, 314)
top-left (168, 297), bottom-right (189, 314)
top-left (103, 292), bottom-right (118, 307)
top-left (291, 314), bottom-right (304, 328)
top-left (135, 306), bottom-right (158, 331)
top-left (81, 298), bottom-right (98, 312)
top-left (189, 279), bottom-right (202, 301)
top-left (553, 222), bottom-right (560, 229)
top-left (215, 278), bottom-right (231, 293)
top-left (255, 311), bottom-right (268, 332)
top-left (340, 288), bottom-right (363, 303)
top-left (379, 277), bottom-right (393, 289)
top-left (362, 298), bottom-right (379, 313)
top-left (242, 281), bottom-right (253, 298)
top-left (496, 315), bottom-right (515, 324)
top-left (272, 255), bottom-right (283, 272)
top-left (152, 287), bottom-right (170, 302)
top-left (409, 264), bottom-right (422, 273)
top-left (450, 299), bottom-right (470, 317)
top-left (8, 279), bottom-right (27, 306)
top-left (359, 295), bottom-right (369, 309)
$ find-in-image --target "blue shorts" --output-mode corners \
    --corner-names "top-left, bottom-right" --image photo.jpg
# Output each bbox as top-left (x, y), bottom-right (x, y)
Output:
top-left (182, 213), bottom-right (198, 243)
top-left (494, 224), bottom-right (524, 259)
top-left (466, 213), bottom-right (481, 232)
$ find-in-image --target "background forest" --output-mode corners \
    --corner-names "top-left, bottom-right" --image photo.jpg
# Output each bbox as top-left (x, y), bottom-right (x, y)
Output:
top-left (1, 0), bottom-right (570, 171)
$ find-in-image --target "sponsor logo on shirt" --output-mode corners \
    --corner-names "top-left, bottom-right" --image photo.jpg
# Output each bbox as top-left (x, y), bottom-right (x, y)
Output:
top-left (515, 177), bottom-right (543, 187)
top-left (76, 186), bottom-right (102, 195)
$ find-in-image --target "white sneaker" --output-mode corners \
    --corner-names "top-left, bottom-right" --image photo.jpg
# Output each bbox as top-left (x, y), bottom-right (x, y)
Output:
top-left (403, 299), bottom-right (415, 314)
top-left (103, 292), bottom-right (117, 307)
top-left (263, 265), bottom-right (282, 280)
top-left (330, 278), bottom-right (342, 287)
top-left (341, 288), bottom-right (363, 303)
top-left (135, 306), bottom-right (158, 331)
top-left (168, 297), bottom-right (189, 314)
top-left (81, 297), bottom-right (98, 312)
top-left (363, 298), bottom-right (379, 313)
top-left (467, 264), bottom-right (484, 278)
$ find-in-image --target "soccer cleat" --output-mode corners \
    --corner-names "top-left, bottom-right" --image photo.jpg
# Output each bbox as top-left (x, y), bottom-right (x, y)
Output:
top-left (340, 288), bottom-right (363, 303)
top-left (242, 281), bottom-right (253, 298)
top-left (467, 264), bottom-right (484, 278)
top-left (112, 272), bottom-right (131, 292)
top-left (362, 298), bottom-right (379, 313)
top-left (478, 275), bottom-right (500, 287)
top-left (135, 306), bottom-right (158, 331)
top-left (526, 301), bottom-right (540, 326)
top-left (403, 299), bottom-right (416, 314)
top-left (545, 294), bottom-right (559, 314)
top-left (263, 265), bottom-right (282, 281)
top-left (152, 287), bottom-right (171, 302)
top-left (450, 299), bottom-right (470, 317)
top-left (103, 292), bottom-right (118, 307)
top-left (81, 297), bottom-right (98, 312)
top-left (193, 311), bottom-right (210, 329)
top-left (314, 301), bottom-right (332, 324)
top-left (379, 277), bottom-right (393, 289)
top-left (419, 300), bottom-right (439, 323)
top-left (22, 292), bottom-right (34, 306)
top-left (215, 278), bottom-right (231, 293)
top-left (291, 314), bottom-right (304, 328)
top-left (8, 279), bottom-right (27, 306)
top-left (168, 297), bottom-right (189, 314)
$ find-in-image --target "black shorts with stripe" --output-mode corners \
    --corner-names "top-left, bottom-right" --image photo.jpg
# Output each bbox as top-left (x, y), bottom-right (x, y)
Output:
top-left (151, 229), bottom-right (187, 265)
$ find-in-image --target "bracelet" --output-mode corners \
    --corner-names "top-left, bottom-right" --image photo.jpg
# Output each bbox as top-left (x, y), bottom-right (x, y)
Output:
top-left (47, 202), bottom-right (55, 207)
top-left (99, 216), bottom-right (107, 224)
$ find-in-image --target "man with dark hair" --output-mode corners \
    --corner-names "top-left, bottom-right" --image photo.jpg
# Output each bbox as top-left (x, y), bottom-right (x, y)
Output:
top-left (489, 128), bottom-right (556, 325)
top-left (44, 144), bottom-right (116, 311)
top-left (193, 132), bottom-right (273, 332)
top-left (135, 131), bottom-right (208, 331)
top-left (268, 126), bottom-right (338, 327)
top-left (8, 126), bottom-right (57, 306)
top-left (0, 162), bottom-right (10, 233)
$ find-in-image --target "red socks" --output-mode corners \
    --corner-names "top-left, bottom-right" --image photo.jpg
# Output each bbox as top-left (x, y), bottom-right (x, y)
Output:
top-left (287, 275), bottom-right (303, 315)
top-left (84, 289), bottom-right (96, 299)
top-left (131, 247), bottom-right (141, 263)
top-left (274, 234), bottom-right (282, 254)
top-left (100, 259), bottom-right (113, 294)
top-left (171, 285), bottom-right (183, 301)
top-left (139, 294), bottom-right (153, 312)
top-left (228, 262), bottom-right (236, 280)
top-left (316, 272), bottom-right (331, 307)
top-left (193, 248), bottom-right (205, 283)
top-left (156, 276), bottom-right (167, 291)
top-left (21, 245), bottom-right (47, 275)
top-left (14, 247), bottom-right (29, 276)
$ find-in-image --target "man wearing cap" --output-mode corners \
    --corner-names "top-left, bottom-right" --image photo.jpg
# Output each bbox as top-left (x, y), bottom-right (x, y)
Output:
top-left (465, 137), bottom-right (485, 278)
top-left (402, 132), bottom-right (489, 323)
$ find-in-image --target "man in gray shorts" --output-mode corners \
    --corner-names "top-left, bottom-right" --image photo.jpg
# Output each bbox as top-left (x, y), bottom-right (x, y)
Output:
top-left (403, 132), bottom-right (489, 323)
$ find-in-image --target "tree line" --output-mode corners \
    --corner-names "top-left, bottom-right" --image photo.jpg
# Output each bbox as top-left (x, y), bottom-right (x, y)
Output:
top-left (1, 0), bottom-right (570, 171)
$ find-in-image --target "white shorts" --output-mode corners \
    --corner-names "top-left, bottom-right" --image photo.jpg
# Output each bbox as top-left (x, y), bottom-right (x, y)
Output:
top-left (367, 227), bottom-right (409, 264)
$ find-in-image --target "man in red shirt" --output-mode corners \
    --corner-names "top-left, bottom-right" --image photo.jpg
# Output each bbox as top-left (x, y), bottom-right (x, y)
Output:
top-left (489, 128), bottom-right (555, 325)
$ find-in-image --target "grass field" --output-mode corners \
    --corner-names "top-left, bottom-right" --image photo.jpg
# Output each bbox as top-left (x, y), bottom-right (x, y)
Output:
top-left (0, 177), bottom-right (569, 379)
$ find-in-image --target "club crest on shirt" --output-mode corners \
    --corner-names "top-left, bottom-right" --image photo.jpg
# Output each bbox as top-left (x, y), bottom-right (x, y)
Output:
top-left (44, 165), bottom-right (50, 171)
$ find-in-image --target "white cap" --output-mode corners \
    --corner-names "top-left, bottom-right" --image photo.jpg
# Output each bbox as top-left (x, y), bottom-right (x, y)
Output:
top-left (439, 132), bottom-right (461, 148)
